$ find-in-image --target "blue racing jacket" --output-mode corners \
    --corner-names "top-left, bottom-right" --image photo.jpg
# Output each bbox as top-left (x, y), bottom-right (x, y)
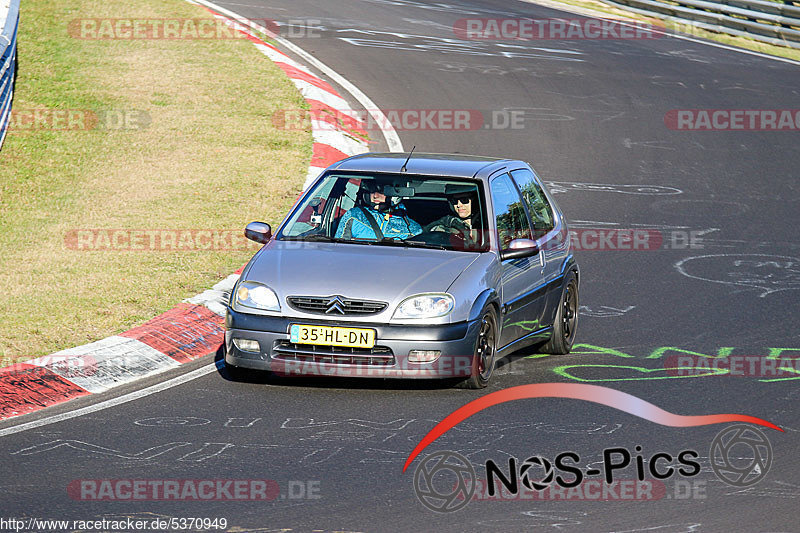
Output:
top-left (335, 204), bottom-right (422, 240)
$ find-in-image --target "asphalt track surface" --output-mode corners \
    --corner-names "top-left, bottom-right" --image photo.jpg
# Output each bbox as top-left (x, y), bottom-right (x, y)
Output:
top-left (3, 0), bottom-right (800, 531)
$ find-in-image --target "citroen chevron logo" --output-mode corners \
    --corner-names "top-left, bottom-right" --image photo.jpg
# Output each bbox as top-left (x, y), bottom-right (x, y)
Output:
top-left (325, 296), bottom-right (346, 314)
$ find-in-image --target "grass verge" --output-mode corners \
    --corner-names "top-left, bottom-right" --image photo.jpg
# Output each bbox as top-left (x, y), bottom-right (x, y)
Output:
top-left (0, 0), bottom-right (312, 362)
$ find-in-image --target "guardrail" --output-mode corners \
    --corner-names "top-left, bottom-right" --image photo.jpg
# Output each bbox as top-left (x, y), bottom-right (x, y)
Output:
top-left (600, 0), bottom-right (800, 49)
top-left (0, 0), bottom-right (20, 152)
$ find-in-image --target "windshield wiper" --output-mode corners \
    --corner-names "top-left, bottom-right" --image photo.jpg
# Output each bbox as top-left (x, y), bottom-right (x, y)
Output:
top-left (282, 235), bottom-right (450, 250)
top-left (280, 234), bottom-right (336, 242)
top-left (373, 238), bottom-right (450, 250)
top-left (282, 235), bottom-right (389, 246)
top-left (397, 239), bottom-right (450, 250)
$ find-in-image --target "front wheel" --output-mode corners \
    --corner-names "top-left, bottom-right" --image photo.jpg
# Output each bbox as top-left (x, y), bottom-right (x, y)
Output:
top-left (540, 271), bottom-right (579, 354)
top-left (458, 307), bottom-right (498, 389)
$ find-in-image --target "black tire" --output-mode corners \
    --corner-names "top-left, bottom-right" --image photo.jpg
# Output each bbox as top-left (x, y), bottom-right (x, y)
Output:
top-left (540, 271), bottom-right (579, 355)
top-left (457, 306), bottom-right (498, 389)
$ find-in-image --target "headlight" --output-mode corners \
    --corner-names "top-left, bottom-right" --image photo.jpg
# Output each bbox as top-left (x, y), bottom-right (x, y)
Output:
top-left (235, 281), bottom-right (280, 312)
top-left (393, 293), bottom-right (454, 319)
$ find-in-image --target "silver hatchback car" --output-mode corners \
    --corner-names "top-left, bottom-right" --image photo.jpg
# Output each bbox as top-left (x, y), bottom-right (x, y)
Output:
top-left (225, 153), bottom-right (579, 388)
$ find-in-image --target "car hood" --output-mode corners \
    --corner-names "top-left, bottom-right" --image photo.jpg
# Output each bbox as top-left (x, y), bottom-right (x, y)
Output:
top-left (244, 240), bottom-right (479, 311)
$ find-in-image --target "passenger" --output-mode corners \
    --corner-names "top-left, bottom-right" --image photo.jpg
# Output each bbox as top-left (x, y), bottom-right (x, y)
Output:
top-left (425, 186), bottom-right (482, 247)
top-left (335, 181), bottom-right (422, 240)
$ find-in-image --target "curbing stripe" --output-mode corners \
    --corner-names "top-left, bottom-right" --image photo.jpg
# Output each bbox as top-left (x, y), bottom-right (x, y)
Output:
top-left (275, 64), bottom-right (339, 96)
top-left (313, 130), bottom-right (369, 158)
top-left (312, 142), bottom-right (353, 168)
top-left (31, 336), bottom-right (180, 394)
top-left (289, 79), bottom-right (350, 111)
top-left (308, 99), bottom-right (369, 135)
top-left (119, 303), bottom-right (225, 365)
top-left (253, 44), bottom-right (314, 76)
top-left (297, 88), bottom-right (353, 117)
top-left (0, 365), bottom-right (90, 420)
top-left (0, 1), bottom-right (379, 422)
top-left (0, 362), bottom-right (222, 438)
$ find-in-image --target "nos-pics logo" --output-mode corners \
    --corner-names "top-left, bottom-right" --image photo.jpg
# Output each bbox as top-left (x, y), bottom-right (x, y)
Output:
top-left (413, 451), bottom-right (476, 513)
top-left (412, 424), bottom-right (773, 513)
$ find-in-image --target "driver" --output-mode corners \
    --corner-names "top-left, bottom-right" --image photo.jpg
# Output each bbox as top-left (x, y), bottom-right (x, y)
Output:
top-left (424, 185), bottom-right (482, 247)
top-left (335, 180), bottom-right (422, 240)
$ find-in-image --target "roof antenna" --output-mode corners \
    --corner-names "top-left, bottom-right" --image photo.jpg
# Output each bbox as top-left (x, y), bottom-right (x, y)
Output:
top-left (400, 146), bottom-right (416, 173)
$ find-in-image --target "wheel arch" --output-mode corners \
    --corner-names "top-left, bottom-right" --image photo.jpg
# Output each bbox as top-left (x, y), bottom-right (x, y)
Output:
top-left (468, 288), bottom-right (501, 322)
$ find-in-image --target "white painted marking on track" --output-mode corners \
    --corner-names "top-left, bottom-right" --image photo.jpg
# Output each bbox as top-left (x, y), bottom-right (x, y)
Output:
top-left (579, 305), bottom-right (636, 317)
top-left (224, 417), bottom-right (262, 427)
top-left (547, 181), bottom-right (683, 195)
top-left (0, 362), bottom-right (221, 438)
top-left (675, 253), bottom-right (800, 297)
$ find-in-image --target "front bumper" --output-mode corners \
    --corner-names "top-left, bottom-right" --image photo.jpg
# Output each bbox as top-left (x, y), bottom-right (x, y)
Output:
top-left (224, 308), bottom-right (480, 379)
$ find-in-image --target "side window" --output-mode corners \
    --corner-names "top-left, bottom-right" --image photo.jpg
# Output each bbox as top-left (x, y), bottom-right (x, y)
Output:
top-left (283, 177), bottom-right (337, 236)
top-left (490, 173), bottom-right (533, 249)
top-left (510, 169), bottom-right (554, 238)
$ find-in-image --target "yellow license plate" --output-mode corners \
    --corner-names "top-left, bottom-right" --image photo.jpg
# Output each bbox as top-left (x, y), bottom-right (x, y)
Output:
top-left (289, 324), bottom-right (375, 348)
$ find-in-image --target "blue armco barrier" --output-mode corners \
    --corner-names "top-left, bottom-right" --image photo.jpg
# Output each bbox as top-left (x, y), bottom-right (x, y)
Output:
top-left (0, 0), bottom-right (20, 152)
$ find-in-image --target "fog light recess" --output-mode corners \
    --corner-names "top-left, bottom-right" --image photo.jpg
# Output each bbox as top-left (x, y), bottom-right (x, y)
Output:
top-left (408, 350), bottom-right (441, 363)
top-left (233, 338), bottom-right (261, 353)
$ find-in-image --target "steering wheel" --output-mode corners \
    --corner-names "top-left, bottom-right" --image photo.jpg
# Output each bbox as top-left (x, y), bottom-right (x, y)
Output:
top-left (414, 230), bottom-right (468, 249)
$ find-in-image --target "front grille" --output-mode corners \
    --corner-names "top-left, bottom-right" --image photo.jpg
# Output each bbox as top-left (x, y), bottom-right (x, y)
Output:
top-left (287, 295), bottom-right (388, 315)
top-left (272, 341), bottom-right (395, 366)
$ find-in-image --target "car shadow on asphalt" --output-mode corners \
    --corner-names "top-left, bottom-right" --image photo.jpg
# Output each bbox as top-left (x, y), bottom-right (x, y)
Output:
top-left (213, 345), bottom-right (535, 391)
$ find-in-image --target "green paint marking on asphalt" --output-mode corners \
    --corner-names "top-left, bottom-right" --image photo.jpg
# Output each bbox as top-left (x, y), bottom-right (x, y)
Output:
top-left (551, 363), bottom-right (729, 382)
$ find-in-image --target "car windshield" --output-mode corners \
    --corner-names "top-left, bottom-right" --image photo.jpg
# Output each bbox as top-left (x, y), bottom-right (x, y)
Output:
top-left (278, 173), bottom-right (490, 252)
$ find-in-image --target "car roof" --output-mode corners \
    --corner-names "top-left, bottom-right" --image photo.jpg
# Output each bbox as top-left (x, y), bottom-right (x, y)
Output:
top-left (330, 152), bottom-right (523, 180)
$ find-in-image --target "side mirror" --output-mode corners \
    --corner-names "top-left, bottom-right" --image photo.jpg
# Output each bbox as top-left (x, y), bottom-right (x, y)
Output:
top-left (244, 222), bottom-right (272, 244)
top-left (500, 238), bottom-right (539, 260)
